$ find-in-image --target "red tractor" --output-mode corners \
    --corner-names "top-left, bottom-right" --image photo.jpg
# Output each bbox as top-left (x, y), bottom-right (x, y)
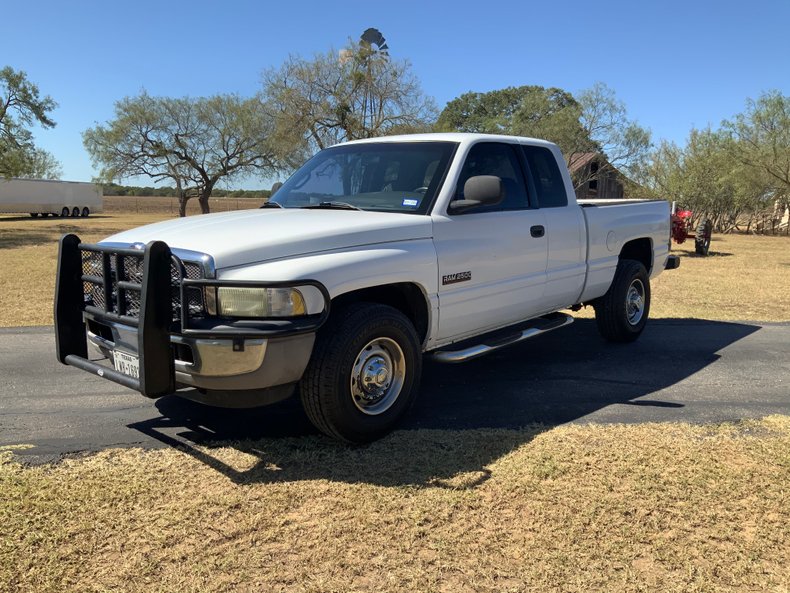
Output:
top-left (671, 204), bottom-right (713, 256)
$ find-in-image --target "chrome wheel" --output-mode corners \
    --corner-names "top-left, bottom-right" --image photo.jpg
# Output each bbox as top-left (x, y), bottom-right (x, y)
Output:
top-left (350, 337), bottom-right (405, 416)
top-left (626, 279), bottom-right (646, 326)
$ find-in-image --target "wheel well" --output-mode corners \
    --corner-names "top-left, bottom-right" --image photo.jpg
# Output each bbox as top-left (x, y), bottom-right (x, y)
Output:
top-left (331, 283), bottom-right (430, 343)
top-left (619, 238), bottom-right (652, 273)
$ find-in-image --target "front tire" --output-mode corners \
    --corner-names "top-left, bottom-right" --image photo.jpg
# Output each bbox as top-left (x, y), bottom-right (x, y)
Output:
top-left (695, 219), bottom-right (712, 255)
top-left (593, 259), bottom-right (651, 342)
top-left (300, 303), bottom-right (422, 443)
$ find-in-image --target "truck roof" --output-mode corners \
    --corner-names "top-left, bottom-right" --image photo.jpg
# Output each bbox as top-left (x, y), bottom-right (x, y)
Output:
top-left (340, 132), bottom-right (559, 150)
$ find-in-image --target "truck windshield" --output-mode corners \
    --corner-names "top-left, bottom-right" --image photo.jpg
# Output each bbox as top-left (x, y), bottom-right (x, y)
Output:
top-left (270, 141), bottom-right (457, 214)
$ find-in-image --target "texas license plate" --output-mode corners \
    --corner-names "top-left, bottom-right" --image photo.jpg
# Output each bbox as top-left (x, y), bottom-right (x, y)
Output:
top-left (113, 350), bottom-right (140, 379)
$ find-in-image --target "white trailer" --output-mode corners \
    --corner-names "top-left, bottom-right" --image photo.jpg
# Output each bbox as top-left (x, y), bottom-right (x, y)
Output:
top-left (0, 178), bottom-right (103, 218)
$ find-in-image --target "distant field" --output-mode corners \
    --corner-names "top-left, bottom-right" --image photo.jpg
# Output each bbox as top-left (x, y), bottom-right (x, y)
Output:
top-left (102, 195), bottom-right (262, 215)
top-left (1, 200), bottom-right (789, 326)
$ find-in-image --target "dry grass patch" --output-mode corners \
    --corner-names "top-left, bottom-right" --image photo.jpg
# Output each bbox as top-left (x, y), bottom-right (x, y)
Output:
top-left (0, 212), bottom-right (171, 326)
top-left (2, 417), bottom-right (789, 592)
top-left (570, 233), bottom-right (790, 322)
top-left (651, 234), bottom-right (790, 320)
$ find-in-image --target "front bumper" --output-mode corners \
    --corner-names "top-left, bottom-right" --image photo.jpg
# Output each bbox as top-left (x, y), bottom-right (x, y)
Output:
top-left (86, 321), bottom-right (315, 391)
top-left (55, 234), bottom-right (329, 398)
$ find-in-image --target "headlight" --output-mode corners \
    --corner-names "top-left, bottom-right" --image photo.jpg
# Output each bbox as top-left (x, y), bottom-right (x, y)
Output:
top-left (213, 287), bottom-right (307, 318)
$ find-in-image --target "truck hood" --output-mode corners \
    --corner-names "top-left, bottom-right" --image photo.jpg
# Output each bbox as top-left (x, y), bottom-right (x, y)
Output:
top-left (102, 208), bottom-right (433, 269)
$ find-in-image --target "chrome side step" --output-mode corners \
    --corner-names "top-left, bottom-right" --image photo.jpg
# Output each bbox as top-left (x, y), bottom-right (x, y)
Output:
top-left (430, 312), bottom-right (574, 363)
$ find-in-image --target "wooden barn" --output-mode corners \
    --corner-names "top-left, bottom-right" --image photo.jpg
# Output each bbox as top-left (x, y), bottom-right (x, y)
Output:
top-left (568, 152), bottom-right (625, 200)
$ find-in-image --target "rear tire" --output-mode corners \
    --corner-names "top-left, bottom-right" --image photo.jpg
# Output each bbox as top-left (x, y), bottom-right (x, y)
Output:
top-left (300, 303), bottom-right (422, 443)
top-left (695, 219), bottom-right (712, 255)
top-left (593, 259), bottom-right (651, 343)
top-left (81, 207), bottom-right (90, 217)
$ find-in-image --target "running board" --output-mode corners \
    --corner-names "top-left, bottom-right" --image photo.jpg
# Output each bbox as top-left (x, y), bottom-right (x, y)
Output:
top-left (430, 312), bottom-right (574, 363)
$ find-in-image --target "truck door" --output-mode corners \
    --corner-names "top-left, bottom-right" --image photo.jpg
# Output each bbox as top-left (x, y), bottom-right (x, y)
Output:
top-left (521, 145), bottom-right (586, 308)
top-left (432, 142), bottom-right (548, 342)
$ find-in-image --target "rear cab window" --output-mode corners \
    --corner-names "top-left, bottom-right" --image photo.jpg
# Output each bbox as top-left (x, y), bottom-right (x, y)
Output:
top-left (521, 145), bottom-right (568, 208)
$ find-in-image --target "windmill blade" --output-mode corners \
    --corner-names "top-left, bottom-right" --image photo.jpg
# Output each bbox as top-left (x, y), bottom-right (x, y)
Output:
top-left (360, 28), bottom-right (389, 55)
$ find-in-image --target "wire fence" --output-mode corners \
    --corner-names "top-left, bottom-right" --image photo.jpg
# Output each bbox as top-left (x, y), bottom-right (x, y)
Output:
top-left (102, 196), bottom-right (263, 215)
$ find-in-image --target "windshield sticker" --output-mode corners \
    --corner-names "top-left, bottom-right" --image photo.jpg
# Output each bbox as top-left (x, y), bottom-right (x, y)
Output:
top-left (402, 198), bottom-right (420, 207)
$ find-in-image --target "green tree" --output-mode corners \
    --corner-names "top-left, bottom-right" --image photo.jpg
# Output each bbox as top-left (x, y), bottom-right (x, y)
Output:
top-left (0, 66), bottom-right (61, 178)
top-left (639, 128), bottom-right (774, 231)
top-left (84, 92), bottom-right (281, 216)
top-left (437, 83), bottom-right (650, 189)
top-left (262, 40), bottom-right (437, 158)
top-left (723, 90), bottom-right (789, 219)
top-left (436, 85), bottom-right (589, 149)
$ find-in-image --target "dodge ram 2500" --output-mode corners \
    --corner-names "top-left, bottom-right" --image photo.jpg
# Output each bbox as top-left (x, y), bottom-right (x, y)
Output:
top-left (55, 133), bottom-right (679, 442)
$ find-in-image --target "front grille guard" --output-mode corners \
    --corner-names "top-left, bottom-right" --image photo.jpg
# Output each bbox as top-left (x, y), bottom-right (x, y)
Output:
top-left (55, 233), bottom-right (331, 398)
top-left (55, 234), bottom-right (175, 397)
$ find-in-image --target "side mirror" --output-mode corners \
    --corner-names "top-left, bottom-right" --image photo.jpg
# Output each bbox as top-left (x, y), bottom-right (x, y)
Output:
top-left (447, 175), bottom-right (504, 214)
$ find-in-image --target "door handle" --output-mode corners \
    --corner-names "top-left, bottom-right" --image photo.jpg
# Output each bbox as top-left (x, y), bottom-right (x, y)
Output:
top-left (530, 225), bottom-right (545, 238)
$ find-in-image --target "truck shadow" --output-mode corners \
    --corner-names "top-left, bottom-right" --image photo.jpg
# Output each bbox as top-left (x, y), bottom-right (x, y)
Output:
top-left (672, 250), bottom-right (734, 258)
top-left (129, 318), bottom-right (759, 487)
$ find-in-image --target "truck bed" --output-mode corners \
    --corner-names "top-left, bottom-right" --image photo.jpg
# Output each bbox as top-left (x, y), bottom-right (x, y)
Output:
top-left (578, 198), bottom-right (671, 302)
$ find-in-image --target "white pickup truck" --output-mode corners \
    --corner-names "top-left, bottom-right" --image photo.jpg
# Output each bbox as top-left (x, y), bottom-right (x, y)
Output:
top-left (55, 133), bottom-right (679, 442)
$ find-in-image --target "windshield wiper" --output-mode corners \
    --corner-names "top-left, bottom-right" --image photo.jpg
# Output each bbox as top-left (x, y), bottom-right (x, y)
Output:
top-left (301, 201), bottom-right (361, 211)
top-left (259, 201), bottom-right (283, 209)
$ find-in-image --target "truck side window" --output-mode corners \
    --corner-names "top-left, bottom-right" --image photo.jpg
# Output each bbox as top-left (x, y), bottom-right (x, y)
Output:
top-left (522, 146), bottom-right (568, 208)
top-left (454, 143), bottom-right (529, 212)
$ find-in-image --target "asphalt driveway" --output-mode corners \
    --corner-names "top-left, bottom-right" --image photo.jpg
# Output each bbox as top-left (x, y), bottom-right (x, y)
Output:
top-left (1, 319), bottom-right (788, 465)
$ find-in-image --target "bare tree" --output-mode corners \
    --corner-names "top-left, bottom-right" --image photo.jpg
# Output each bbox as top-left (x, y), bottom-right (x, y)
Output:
top-left (84, 92), bottom-right (281, 215)
top-left (261, 40), bottom-right (437, 158)
top-left (567, 83), bottom-right (651, 190)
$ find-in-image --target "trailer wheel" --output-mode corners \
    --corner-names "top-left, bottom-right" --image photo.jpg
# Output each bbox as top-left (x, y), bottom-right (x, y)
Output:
top-left (30, 213), bottom-right (39, 218)
top-left (60, 207), bottom-right (69, 217)
top-left (695, 219), bottom-right (712, 256)
top-left (593, 259), bottom-right (651, 343)
top-left (300, 303), bottom-right (422, 443)
top-left (81, 207), bottom-right (90, 217)
top-left (71, 207), bottom-right (80, 217)
top-left (42, 213), bottom-right (50, 217)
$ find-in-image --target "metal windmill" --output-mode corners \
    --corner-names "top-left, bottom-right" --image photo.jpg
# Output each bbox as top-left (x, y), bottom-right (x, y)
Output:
top-left (358, 28), bottom-right (389, 137)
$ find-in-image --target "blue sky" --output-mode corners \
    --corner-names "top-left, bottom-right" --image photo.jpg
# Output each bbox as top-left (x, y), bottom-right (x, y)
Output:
top-left (3, 0), bottom-right (788, 188)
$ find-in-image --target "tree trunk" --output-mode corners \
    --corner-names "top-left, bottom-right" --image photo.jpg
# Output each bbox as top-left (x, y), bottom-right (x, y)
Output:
top-left (175, 177), bottom-right (187, 218)
top-left (198, 181), bottom-right (216, 214)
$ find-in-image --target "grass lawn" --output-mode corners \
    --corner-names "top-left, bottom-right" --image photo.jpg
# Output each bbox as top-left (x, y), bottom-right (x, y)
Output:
top-left (2, 417), bottom-right (789, 593)
top-left (2, 200), bottom-right (789, 592)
